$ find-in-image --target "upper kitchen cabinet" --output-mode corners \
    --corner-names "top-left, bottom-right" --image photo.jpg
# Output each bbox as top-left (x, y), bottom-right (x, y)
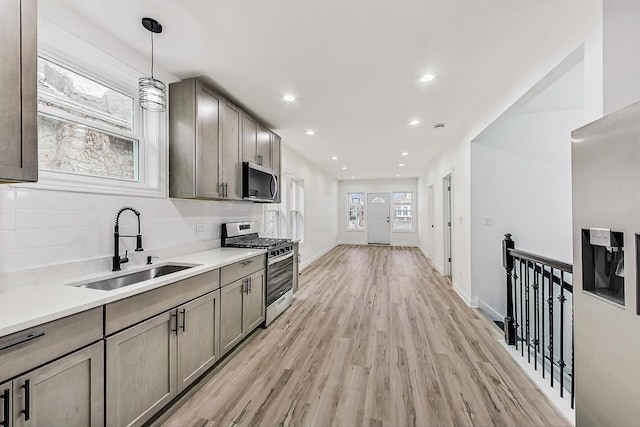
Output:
top-left (257, 124), bottom-right (272, 168)
top-left (271, 132), bottom-right (281, 203)
top-left (243, 120), bottom-right (278, 171)
top-left (0, 0), bottom-right (37, 184)
top-left (169, 78), bottom-right (222, 199)
top-left (220, 100), bottom-right (242, 200)
top-left (242, 114), bottom-right (258, 165)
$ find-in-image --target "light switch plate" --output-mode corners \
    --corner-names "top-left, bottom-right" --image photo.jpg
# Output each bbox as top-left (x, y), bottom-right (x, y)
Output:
top-left (196, 223), bottom-right (205, 236)
top-left (483, 216), bottom-right (491, 226)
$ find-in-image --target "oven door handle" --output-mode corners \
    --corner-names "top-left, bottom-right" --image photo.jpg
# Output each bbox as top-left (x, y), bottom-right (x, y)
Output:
top-left (268, 251), bottom-right (294, 265)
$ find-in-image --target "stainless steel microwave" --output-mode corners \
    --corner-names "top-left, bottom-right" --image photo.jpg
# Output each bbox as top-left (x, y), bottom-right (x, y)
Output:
top-left (242, 161), bottom-right (278, 202)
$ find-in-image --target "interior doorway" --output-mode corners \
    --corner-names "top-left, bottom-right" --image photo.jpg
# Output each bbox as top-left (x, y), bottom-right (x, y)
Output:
top-left (443, 174), bottom-right (453, 279)
top-left (367, 192), bottom-right (390, 245)
top-left (427, 184), bottom-right (435, 257)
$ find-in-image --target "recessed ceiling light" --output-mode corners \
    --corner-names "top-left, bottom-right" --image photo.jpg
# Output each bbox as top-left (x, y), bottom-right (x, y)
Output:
top-left (341, 166), bottom-right (347, 170)
top-left (401, 152), bottom-right (409, 156)
top-left (305, 130), bottom-right (314, 135)
top-left (420, 74), bottom-right (436, 83)
top-left (398, 163), bottom-right (405, 167)
top-left (351, 176), bottom-right (356, 179)
top-left (409, 120), bottom-right (420, 126)
top-left (283, 94), bottom-right (295, 102)
top-left (396, 174), bottom-right (400, 177)
top-left (331, 156), bottom-right (338, 160)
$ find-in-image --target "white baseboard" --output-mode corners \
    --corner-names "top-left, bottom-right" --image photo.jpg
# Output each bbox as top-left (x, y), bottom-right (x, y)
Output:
top-left (299, 243), bottom-right (339, 272)
top-left (452, 282), bottom-right (478, 308)
top-left (477, 298), bottom-right (504, 322)
top-left (418, 245), bottom-right (431, 260)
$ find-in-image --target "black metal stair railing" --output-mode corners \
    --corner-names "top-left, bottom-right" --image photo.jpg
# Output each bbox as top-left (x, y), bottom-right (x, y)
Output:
top-left (502, 234), bottom-right (574, 408)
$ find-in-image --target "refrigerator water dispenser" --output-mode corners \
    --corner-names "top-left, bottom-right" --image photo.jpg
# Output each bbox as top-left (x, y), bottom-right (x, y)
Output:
top-left (581, 228), bottom-right (625, 306)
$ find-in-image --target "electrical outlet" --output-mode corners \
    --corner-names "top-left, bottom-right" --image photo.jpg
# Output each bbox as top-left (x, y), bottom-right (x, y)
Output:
top-left (196, 223), bottom-right (205, 236)
top-left (483, 216), bottom-right (491, 226)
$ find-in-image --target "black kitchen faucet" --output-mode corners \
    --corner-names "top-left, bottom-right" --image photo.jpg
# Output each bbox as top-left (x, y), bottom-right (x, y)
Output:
top-left (112, 206), bottom-right (144, 271)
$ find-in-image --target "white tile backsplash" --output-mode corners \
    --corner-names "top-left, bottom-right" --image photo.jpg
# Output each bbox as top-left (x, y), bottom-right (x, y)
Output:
top-left (16, 210), bottom-right (77, 230)
top-left (0, 231), bottom-right (17, 251)
top-left (0, 189), bottom-right (15, 211)
top-left (0, 211), bottom-right (16, 230)
top-left (16, 189), bottom-right (75, 211)
top-left (0, 187), bottom-right (263, 280)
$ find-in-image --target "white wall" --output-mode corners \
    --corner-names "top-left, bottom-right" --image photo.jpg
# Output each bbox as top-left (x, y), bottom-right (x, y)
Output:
top-left (338, 178), bottom-right (419, 246)
top-left (281, 146), bottom-right (339, 268)
top-left (470, 108), bottom-right (583, 319)
top-left (603, 0), bottom-right (640, 114)
top-left (418, 141), bottom-right (473, 304)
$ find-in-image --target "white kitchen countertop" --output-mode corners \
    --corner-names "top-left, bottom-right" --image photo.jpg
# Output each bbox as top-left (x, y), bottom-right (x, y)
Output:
top-left (0, 247), bottom-right (266, 337)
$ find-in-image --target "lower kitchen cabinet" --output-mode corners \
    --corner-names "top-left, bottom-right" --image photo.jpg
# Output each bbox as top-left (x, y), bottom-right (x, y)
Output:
top-left (106, 290), bottom-right (220, 427)
top-left (220, 269), bottom-right (265, 357)
top-left (106, 310), bottom-right (177, 427)
top-left (244, 270), bottom-right (265, 332)
top-left (220, 279), bottom-right (245, 355)
top-left (1, 341), bottom-right (104, 427)
top-left (177, 291), bottom-right (220, 393)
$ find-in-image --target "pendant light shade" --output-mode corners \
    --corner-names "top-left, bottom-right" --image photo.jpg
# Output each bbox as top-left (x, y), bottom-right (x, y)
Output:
top-left (139, 17), bottom-right (166, 112)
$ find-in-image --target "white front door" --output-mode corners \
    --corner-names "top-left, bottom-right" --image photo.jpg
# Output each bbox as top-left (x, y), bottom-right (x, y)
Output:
top-left (367, 192), bottom-right (390, 245)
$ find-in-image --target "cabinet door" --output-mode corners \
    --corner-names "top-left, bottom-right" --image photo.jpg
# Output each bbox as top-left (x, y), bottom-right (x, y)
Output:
top-left (220, 279), bottom-right (245, 356)
top-left (0, 0), bottom-right (37, 183)
top-left (242, 114), bottom-right (258, 163)
top-left (244, 270), bottom-right (265, 332)
top-left (195, 84), bottom-right (221, 199)
top-left (257, 125), bottom-right (272, 168)
top-left (271, 133), bottom-right (281, 175)
top-left (0, 381), bottom-right (11, 427)
top-left (106, 311), bottom-right (177, 427)
top-left (271, 133), bottom-right (281, 203)
top-left (177, 290), bottom-right (220, 393)
top-left (220, 101), bottom-right (241, 199)
top-left (12, 341), bottom-right (104, 427)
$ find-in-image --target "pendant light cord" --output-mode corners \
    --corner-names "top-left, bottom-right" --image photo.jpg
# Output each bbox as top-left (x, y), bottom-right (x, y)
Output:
top-left (150, 31), bottom-right (154, 79)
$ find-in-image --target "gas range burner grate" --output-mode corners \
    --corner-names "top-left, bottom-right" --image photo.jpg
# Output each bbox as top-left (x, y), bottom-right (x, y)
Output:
top-left (227, 238), bottom-right (292, 249)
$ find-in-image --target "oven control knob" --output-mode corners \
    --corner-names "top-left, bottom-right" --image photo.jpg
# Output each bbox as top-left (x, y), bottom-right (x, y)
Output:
top-left (270, 250), bottom-right (276, 257)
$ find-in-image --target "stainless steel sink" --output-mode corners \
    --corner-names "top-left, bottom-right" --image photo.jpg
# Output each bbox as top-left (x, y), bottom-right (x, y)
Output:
top-left (74, 264), bottom-right (196, 291)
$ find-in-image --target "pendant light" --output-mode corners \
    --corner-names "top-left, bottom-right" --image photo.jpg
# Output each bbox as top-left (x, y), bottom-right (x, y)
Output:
top-left (139, 17), bottom-right (166, 112)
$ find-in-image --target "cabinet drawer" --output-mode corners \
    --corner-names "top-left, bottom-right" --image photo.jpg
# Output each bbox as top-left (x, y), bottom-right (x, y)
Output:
top-left (0, 307), bottom-right (102, 382)
top-left (105, 269), bottom-right (219, 335)
top-left (221, 255), bottom-right (265, 286)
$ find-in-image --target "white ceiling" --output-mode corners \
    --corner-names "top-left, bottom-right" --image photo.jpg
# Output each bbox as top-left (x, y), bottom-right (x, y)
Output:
top-left (50, 0), bottom-right (600, 180)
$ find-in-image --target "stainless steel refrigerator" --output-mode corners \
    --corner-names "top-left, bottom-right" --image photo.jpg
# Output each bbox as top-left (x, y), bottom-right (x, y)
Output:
top-left (572, 100), bottom-right (640, 426)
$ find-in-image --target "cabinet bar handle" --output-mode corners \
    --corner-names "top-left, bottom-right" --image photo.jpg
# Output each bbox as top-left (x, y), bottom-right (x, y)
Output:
top-left (171, 310), bottom-right (178, 335)
top-left (240, 259), bottom-right (254, 266)
top-left (0, 388), bottom-right (9, 427)
top-left (0, 331), bottom-right (45, 352)
top-left (243, 279), bottom-right (249, 294)
top-left (248, 277), bottom-right (252, 293)
top-left (180, 309), bottom-right (186, 332)
top-left (21, 379), bottom-right (30, 421)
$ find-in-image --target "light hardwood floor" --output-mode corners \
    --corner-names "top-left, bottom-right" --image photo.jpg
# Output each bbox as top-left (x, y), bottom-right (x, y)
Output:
top-left (161, 245), bottom-right (569, 427)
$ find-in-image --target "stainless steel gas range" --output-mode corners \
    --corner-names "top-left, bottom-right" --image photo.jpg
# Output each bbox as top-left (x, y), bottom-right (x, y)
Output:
top-left (222, 222), bottom-right (294, 326)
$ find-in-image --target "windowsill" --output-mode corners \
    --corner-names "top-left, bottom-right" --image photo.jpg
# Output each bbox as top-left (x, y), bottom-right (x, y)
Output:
top-left (345, 229), bottom-right (366, 232)
top-left (393, 229), bottom-right (416, 234)
top-left (12, 173), bottom-right (167, 199)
